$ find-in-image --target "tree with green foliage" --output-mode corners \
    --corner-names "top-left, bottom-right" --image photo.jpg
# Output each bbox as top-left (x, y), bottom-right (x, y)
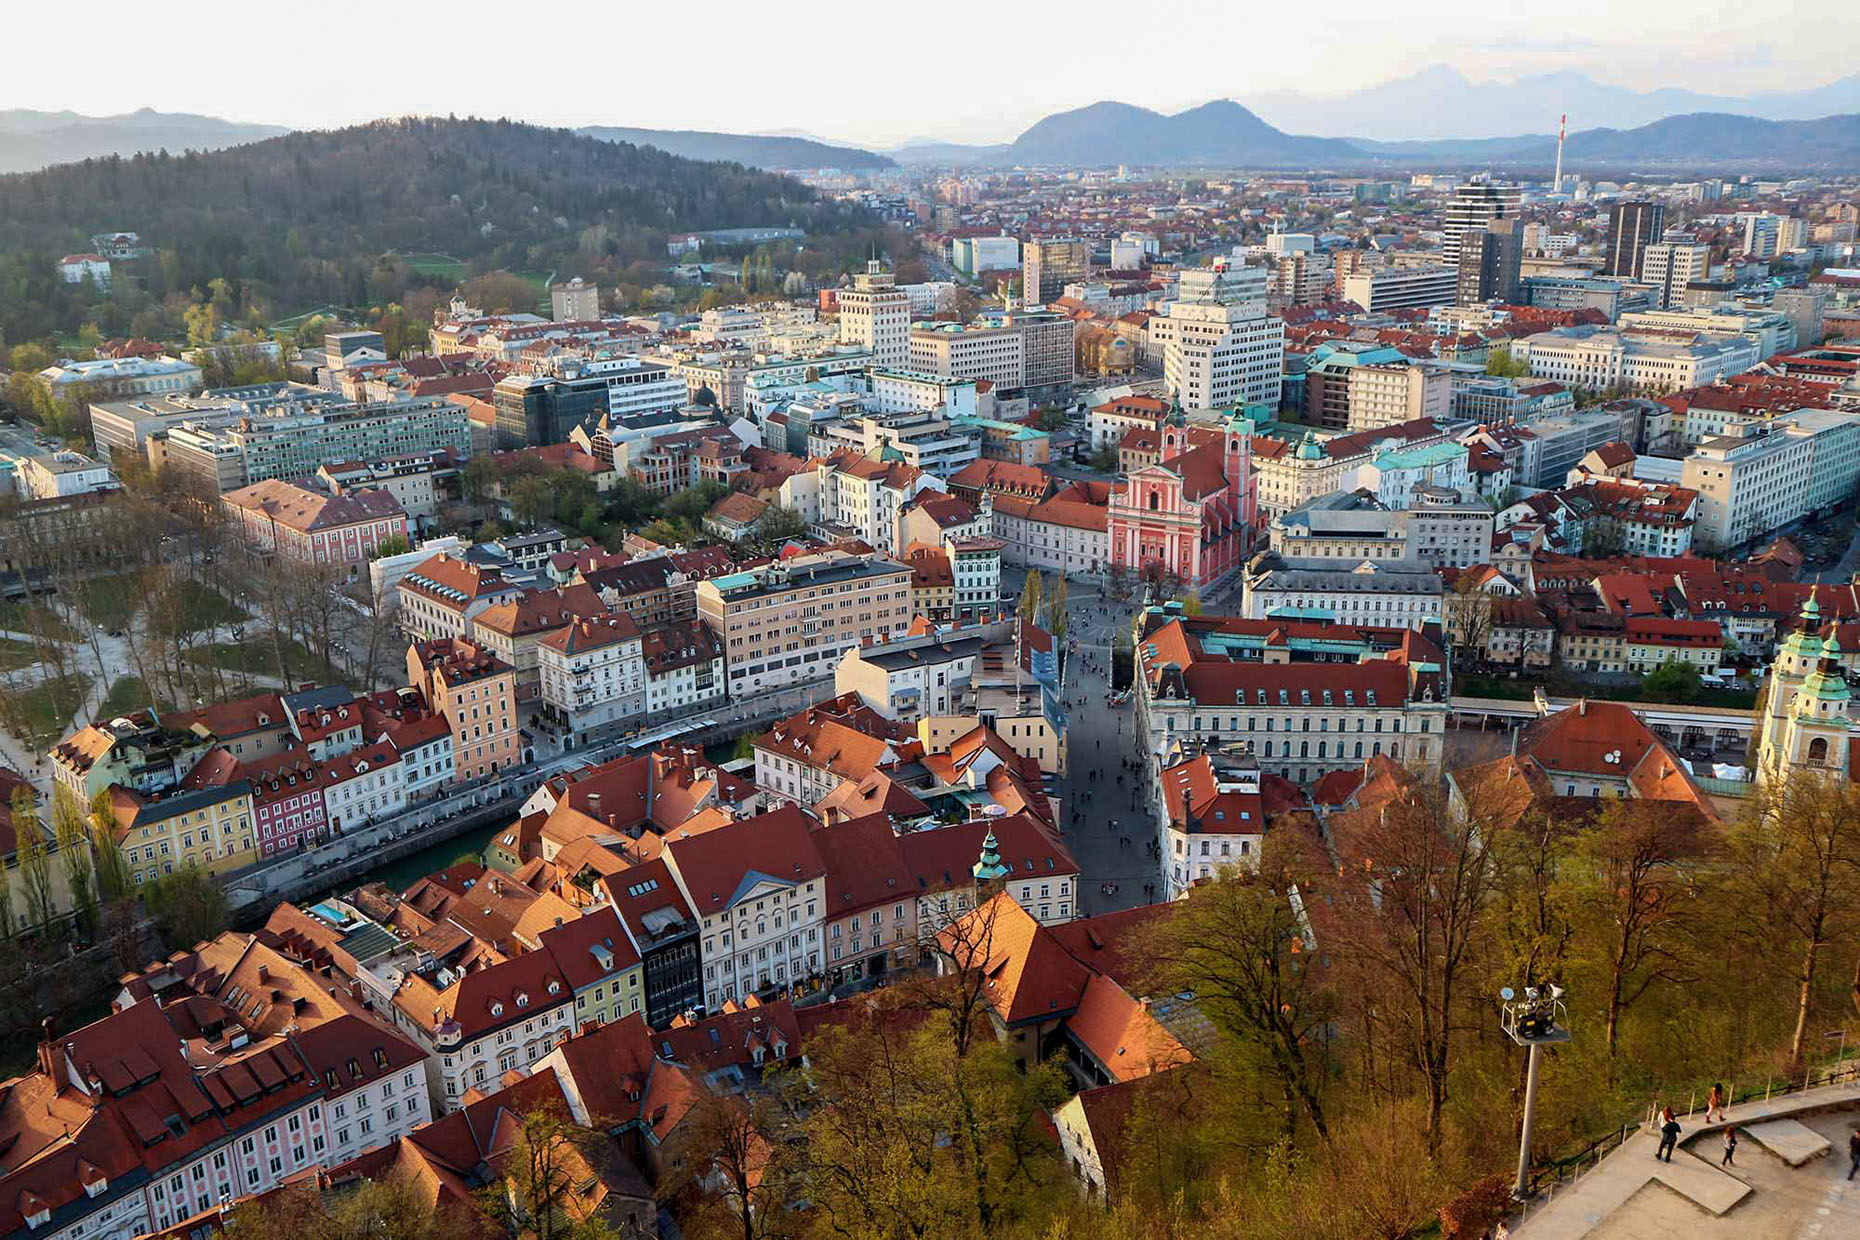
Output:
top-left (1485, 346), bottom-right (1530, 378)
top-left (50, 785), bottom-right (96, 936)
top-left (1642, 656), bottom-right (1701, 704)
top-left (369, 533), bottom-right (412, 561)
top-left (786, 1012), bottom-right (1069, 1239)
top-left (143, 864), bottom-right (230, 951)
top-left (510, 474), bottom-right (556, 528)
top-left (461, 456), bottom-right (500, 504)
top-left (477, 1103), bottom-right (629, 1240)
top-left (89, 786), bottom-right (133, 904)
top-left (1017, 571), bottom-right (1044, 626)
top-left (11, 789), bottom-right (56, 936)
top-left (754, 503), bottom-right (808, 547)
top-left (1046, 573), bottom-right (1068, 640)
top-left (226, 1169), bottom-right (460, 1239)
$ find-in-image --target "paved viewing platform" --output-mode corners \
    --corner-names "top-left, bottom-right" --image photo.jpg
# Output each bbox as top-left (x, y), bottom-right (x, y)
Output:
top-left (1511, 1077), bottom-right (1860, 1240)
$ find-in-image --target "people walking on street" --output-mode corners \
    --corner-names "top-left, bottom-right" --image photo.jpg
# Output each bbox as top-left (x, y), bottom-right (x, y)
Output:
top-left (1720, 1127), bottom-right (1737, 1166)
top-left (1848, 1128), bottom-right (1860, 1179)
top-left (1657, 1108), bottom-right (1681, 1161)
top-left (1706, 1083), bottom-right (1725, 1123)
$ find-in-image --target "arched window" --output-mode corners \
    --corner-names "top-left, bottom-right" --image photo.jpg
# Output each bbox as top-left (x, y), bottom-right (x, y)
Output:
top-left (1355, 741), bottom-right (1364, 759)
top-left (1809, 736), bottom-right (1830, 764)
top-left (1148, 491), bottom-right (1159, 511)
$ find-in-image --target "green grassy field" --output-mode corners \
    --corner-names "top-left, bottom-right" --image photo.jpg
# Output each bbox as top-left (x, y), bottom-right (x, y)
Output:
top-left (73, 573), bottom-right (141, 630)
top-left (399, 251), bottom-right (468, 280)
top-left (188, 637), bottom-right (326, 682)
top-left (161, 580), bottom-right (248, 633)
top-left (4, 673), bottom-right (92, 748)
top-left (0, 639), bottom-right (41, 673)
top-left (99, 675), bottom-right (155, 720)
top-left (0, 600), bottom-right (75, 641)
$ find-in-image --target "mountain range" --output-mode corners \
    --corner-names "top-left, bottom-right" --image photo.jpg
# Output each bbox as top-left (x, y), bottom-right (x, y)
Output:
top-left (6, 90), bottom-right (1860, 182)
top-left (1241, 65), bottom-right (1860, 142)
top-left (998, 100), bottom-right (1360, 168)
top-left (886, 99), bottom-right (1860, 172)
top-left (576, 126), bottom-right (893, 171)
top-left (0, 107), bottom-right (285, 175)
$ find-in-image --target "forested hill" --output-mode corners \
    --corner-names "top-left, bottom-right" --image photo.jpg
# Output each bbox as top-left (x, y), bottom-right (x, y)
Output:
top-left (0, 117), bottom-right (877, 343)
top-left (580, 126), bottom-right (894, 171)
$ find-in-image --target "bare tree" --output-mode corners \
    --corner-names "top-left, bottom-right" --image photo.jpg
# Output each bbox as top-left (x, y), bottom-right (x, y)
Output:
top-left (1731, 770), bottom-right (1860, 1069)
top-left (1329, 778), bottom-right (1495, 1149)
top-left (1574, 800), bottom-right (1701, 1063)
top-left (1146, 835), bottom-right (1332, 1141)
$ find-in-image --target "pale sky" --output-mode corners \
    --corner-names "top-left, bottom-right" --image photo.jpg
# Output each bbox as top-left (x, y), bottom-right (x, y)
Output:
top-left (5, 0), bottom-right (1854, 146)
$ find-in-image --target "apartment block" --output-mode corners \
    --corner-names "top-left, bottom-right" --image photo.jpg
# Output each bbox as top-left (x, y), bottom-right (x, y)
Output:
top-left (694, 552), bottom-right (914, 697)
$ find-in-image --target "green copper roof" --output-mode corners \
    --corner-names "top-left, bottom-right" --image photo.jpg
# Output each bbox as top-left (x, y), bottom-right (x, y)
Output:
top-left (972, 828), bottom-right (1011, 881)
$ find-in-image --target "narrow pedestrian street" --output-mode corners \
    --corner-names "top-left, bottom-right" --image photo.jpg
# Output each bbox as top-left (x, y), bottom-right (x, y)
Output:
top-left (1051, 583), bottom-right (1159, 917)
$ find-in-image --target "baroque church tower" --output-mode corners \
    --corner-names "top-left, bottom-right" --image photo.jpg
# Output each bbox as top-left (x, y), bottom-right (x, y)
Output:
top-left (1758, 591), bottom-right (1854, 780)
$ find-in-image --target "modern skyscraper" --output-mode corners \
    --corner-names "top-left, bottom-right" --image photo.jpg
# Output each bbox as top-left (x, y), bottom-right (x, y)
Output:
top-left (838, 260), bottom-right (911, 367)
top-left (1022, 238), bottom-right (1091, 307)
top-left (1442, 182), bottom-right (1522, 270)
top-left (1455, 221), bottom-right (1522, 306)
top-left (1603, 201), bottom-right (1666, 279)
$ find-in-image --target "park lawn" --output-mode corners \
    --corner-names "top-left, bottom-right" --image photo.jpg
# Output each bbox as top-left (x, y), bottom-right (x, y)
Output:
top-left (6, 673), bottom-right (92, 748)
top-left (188, 637), bottom-right (326, 682)
top-left (0, 599), bottom-right (76, 641)
top-left (400, 251), bottom-right (467, 280)
top-left (73, 572), bottom-right (141, 630)
top-left (0, 639), bottom-right (40, 673)
top-left (99, 675), bottom-right (156, 720)
top-left (163, 580), bottom-right (248, 632)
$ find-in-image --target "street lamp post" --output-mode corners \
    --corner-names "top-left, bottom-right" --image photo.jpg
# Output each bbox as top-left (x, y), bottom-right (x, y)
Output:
top-left (1502, 984), bottom-right (1571, 1200)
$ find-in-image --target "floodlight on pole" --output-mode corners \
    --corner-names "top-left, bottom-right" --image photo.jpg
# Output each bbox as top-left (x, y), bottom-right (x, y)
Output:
top-left (1503, 984), bottom-right (1571, 1199)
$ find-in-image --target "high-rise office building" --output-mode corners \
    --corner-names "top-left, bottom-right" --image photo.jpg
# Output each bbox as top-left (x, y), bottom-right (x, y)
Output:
top-left (1022, 238), bottom-right (1091, 307)
top-left (837, 260), bottom-right (912, 367)
top-left (1455, 221), bottom-right (1522, 306)
top-left (1442, 182), bottom-right (1522, 269)
top-left (1603, 202), bottom-right (1666, 279)
top-left (1642, 242), bottom-right (1712, 308)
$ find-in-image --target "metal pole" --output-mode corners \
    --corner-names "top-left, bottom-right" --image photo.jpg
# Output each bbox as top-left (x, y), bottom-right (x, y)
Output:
top-left (1515, 1041), bottom-right (1544, 1198)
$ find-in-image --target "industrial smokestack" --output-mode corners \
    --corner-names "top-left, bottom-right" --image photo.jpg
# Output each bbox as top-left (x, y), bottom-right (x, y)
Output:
top-left (1553, 114), bottom-right (1567, 194)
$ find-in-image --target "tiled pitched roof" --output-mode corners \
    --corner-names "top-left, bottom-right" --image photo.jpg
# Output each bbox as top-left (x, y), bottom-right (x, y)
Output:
top-left (663, 805), bottom-right (826, 916)
top-left (222, 479), bottom-right (405, 532)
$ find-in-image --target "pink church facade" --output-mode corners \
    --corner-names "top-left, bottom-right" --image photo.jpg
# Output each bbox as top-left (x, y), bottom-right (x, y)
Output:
top-left (1107, 419), bottom-right (1257, 592)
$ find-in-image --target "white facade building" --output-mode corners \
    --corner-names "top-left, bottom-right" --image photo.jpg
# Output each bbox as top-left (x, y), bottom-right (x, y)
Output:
top-left (537, 615), bottom-right (647, 734)
top-left (1510, 326), bottom-right (1761, 394)
top-left (1160, 300), bottom-right (1285, 409)
top-left (838, 261), bottom-right (911, 367)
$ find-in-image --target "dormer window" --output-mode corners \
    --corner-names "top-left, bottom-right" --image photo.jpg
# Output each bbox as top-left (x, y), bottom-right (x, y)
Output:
top-left (490, 1001), bottom-right (505, 1017)
top-left (546, 979), bottom-right (562, 995)
top-left (515, 992), bottom-right (530, 1008)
